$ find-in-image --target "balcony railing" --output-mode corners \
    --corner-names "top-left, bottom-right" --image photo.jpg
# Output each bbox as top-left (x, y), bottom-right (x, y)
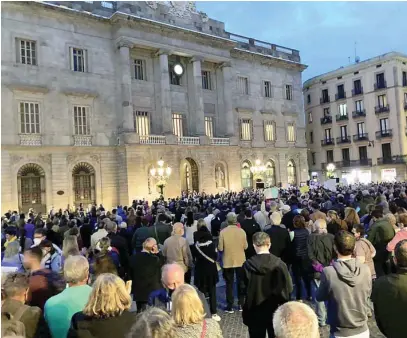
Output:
top-left (336, 136), bottom-right (351, 144)
top-left (336, 114), bottom-right (349, 121)
top-left (139, 135), bottom-right (166, 145)
top-left (335, 92), bottom-right (346, 101)
top-left (178, 136), bottom-right (200, 145)
top-left (73, 135), bottom-right (92, 146)
top-left (320, 116), bottom-right (332, 125)
top-left (375, 105), bottom-right (390, 114)
top-left (376, 129), bottom-right (393, 139)
top-left (335, 159), bottom-right (372, 168)
top-left (210, 137), bottom-right (230, 146)
top-left (353, 133), bottom-right (369, 142)
top-left (352, 87), bottom-right (363, 96)
top-left (377, 155), bottom-right (407, 165)
top-left (374, 81), bottom-right (387, 90)
top-left (321, 138), bottom-right (335, 146)
top-left (336, 160), bottom-right (351, 168)
top-left (320, 96), bottom-right (330, 104)
top-left (19, 134), bottom-right (42, 146)
top-left (352, 110), bottom-right (366, 118)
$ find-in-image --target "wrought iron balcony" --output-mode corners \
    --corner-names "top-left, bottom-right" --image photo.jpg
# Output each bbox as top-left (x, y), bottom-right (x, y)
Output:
top-left (375, 129), bottom-right (393, 139)
top-left (320, 96), bottom-right (330, 104)
top-left (336, 114), bottom-right (349, 121)
top-left (352, 110), bottom-right (366, 118)
top-left (355, 159), bottom-right (372, 166)
top-left (377, 155), bottom-right (407, 165)
top-left (321, 138), bottom-right (335, 146)
top-left (320, 116), bottom-right (332, 125)
top-left (336, 136), bottom-right (351, 144)
top-left (335, 160), bottom-right (352, 168)
top-left (375, 105), bottom-right (390, 114)
top-left (352, 87), bottom-right (363, 96)
top-left (353, 133), bottom-right (369, 142)
top-left (374, 81), bottom-right (387, 90)
top-left (335, 92), bottom-right (346, 100)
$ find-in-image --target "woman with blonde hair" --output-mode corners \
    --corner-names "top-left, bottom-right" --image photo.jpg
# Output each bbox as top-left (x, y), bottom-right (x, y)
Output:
top-left (326, 210), bottom-right (347, 235)
top-left (68, 273), bottom-right (136, 337)
top-left (171, 284), bottom-right (223, 338)
top-left (63, 235), bottom-right (80, 260)
top-left (127, 307), bottom-right (176, 338)
top-left (344, 207), bottom-right (361, 232)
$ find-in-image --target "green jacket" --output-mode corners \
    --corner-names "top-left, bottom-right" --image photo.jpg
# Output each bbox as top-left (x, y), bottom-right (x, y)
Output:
top-left (358, 196), bottom-right (374, 215)
top-left (367, 219), bottom-right (395, 260)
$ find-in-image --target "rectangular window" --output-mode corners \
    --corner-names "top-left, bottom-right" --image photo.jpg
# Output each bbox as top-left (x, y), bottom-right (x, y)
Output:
top-left (337, 84), bottom-right (345, 98)
top-left (311, 152), bottom-right (316, 165)
top-left (355, 100), bottom-right (364, 112)
top-left (326, 150), bottom-right (334, 163)
top-left (133, 110), bottom-right (150, 136)
top-left (73, 106), bottom-right (90, 135)
top-left (380, 118), bottom-right (389, 132)
top-left (376, 73), bottom-right (385, 87)
top-left (322, 89), bottom-right (329, 102)
top-left (323, 107), bottom-right (330, 116)
top-left (240, 119), bottom-right (252, 140)
top-left (287, 123), bottom-right (295, 142)
top-left (307, 94), bottom-right (311, 104)
top-left (237, 76), bottom-right (249, 95)
top-left (342, 148), bottom-right (350, 162)
top-left (264, 81), bottom-right (272, 98)
top-left (357, 122), bottom-right (365, 136)
top-left (285, 85), bottom-right (293, 100)
top-left (308, 111), bottom-right (313, 123)
top-left (340, 125), bottom-right (348, 138)
top-left (325, 128), bottom-right (332, 140)
top-left (378, 94), bottom-right (387, 107)
top-left (204, 116), bottom-right (214, 138)
top-left (310, 131), bottom-right (314, 144)
top-left (354, 79), bottom-right (362, 94)
top-left (402, 71), bottom-right (407, 86)
top-left (338, 103), bottom-right (347, 116)
top-left (359, 146), bottom-right (368, 160)
top-left (202, 71), bottom-right (212, 90)
top-left (19, 102), bottom-right (40, 134)
top-left (382, 143), bottom-right (392, 158)
top-left (18, 39), bottom-right (37, 65)
top-left (172, 113), bottom-right (183, 137)
top-left (264, 121), bottom-right (275, 141)
top-left (70, 47), bottom-right (87, 72)
top-left (134, 59), bottom-right (145, 80)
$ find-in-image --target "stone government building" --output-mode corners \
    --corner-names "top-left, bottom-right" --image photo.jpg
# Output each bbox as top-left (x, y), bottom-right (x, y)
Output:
top-left (1, 1), bottom-right (308, 213)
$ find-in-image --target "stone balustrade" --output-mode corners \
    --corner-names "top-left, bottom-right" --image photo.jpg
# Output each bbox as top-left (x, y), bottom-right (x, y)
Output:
top-left (73, 135), bottom-right (92, 146)
top-left (178, 136), bottom-right (200, 145)
top-left (139, 135), bottom-right (166, 145)
top-left (20, 134), bottom-right (42, 146)
top-left (210, 137), bottom-right (230, 146)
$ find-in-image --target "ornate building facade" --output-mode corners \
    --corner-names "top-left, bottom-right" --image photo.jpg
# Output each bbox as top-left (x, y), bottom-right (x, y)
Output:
top-left (1, 1), bottom-right (308, 213)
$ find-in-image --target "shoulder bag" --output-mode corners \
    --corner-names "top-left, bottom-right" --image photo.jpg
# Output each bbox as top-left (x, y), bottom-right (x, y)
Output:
top-left (195, 243), bottom-right (221, 271)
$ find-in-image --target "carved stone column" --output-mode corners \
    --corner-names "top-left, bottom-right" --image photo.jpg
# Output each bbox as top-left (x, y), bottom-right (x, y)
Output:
top-left (118, 42), bottom-right (133, 129)
top-left (158, 51), bottom-right (173, 135)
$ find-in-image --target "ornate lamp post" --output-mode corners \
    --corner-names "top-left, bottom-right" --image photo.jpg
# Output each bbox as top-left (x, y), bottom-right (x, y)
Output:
top-left (326, 163), bottom-right (336, 179)
top-left (150, 158), bottom-right (172, 195)
top-left (250, 159), bottom-right (266, 175)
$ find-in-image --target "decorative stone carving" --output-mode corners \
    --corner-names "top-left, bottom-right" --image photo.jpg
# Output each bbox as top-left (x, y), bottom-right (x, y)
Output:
top-left (215, 164), bottom-right (225, 188)
top-left (90, 154), bottom-right (100, 164)
top-left (66, 155), bottom-right (78, 164)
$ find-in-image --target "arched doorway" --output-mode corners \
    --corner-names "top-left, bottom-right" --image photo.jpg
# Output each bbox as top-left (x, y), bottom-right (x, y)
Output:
top-left (287, 160), bottom-right (297, 186)
top-left (241, 160), bottom-right (253, 189)
top-left (72, 162), bottom-right (96, 207)
top-left (265, 160), bottom-right (276, 187)
top-left (180, 158), bottom-right (199, 193)
top-left (17, 163), bottom-right (46, 214)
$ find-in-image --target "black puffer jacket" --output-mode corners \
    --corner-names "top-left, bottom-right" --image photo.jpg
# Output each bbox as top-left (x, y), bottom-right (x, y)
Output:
top-left (307, 232), bottom-right (335, 279)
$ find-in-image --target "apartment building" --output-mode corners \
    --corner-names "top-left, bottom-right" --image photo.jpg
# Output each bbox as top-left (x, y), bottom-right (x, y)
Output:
top-left (305, 52), bottom-right (407, 184)
top-left (1, 1), bottom-right (308, 213)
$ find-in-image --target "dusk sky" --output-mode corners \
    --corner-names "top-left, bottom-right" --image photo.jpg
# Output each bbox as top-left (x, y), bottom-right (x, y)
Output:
top-left (196, 1), bottom-right (407, 81)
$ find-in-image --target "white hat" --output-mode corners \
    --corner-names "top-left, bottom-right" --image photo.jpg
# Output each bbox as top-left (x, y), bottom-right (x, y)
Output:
top-left (119, 222), bottom-right (127, 229)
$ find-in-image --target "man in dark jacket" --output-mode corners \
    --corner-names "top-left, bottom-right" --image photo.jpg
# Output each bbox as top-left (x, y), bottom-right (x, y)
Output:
top-left (79, 217), bottom-right (93, 249)
top-left (242, 232), bottom-right (293, 338)
top-left (129, 238), bottom-right (163, 312)
top-left (240, 210), bottom-right (261, 260)
top-left (266, 212), bottom-right (291, 264)
top-left (372, 239), bottom-right (407, 338)
top-left (149, 214), bottom-right (172, 247)
top-left (106, 222), bottom-right (129, 276)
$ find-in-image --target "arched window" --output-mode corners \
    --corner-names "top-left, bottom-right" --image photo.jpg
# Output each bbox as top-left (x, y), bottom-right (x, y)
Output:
top-left (72, 162), bottom-right (95, 206)
top-left (17, 163), bottom-right (46, 213)
top-left (287, 160), bottom-right (297, 185)
top-left (265, 160), bottom-right (276, 187)
top-left (241, 161), bottom-right (253, 189)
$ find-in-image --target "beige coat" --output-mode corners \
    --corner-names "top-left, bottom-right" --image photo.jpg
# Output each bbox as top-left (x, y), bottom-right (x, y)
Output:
top-left (218, 225), bottom-right (248, 268)
top-left (162, 234), bottom-right (193, 272)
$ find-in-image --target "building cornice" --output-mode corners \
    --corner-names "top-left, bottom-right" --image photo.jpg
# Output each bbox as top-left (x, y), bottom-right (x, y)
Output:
top-left (6, 83), bottom-right (49, 94)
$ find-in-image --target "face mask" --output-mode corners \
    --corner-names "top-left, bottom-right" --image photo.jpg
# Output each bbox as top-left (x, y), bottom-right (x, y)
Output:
top-left (33, 238), bottom-right (42, 246)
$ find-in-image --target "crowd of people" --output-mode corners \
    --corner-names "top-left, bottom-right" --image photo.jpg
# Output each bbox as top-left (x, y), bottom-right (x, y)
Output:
top-left (1, 182), bottom-right (407, 338)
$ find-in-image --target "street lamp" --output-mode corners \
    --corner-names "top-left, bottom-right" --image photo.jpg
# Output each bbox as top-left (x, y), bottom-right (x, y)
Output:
top-left (250, 159), bottom-right (266, 174)
top-left (326, 163), bottom-right (336, 179)
top-left (150, 158), bottom-right (172, 195)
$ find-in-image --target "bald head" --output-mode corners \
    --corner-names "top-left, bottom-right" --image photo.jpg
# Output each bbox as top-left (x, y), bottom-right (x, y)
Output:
top-left (172, 222), bottom-right (184, 235)
top-left (161, 263), bottom-right (184, 290)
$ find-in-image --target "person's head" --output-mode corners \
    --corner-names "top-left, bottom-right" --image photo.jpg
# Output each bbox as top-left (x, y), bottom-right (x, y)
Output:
top-left (4, 241), bottom-right (20, 259)
top-left (371, 209), bottom-right (383, 220)
top-left (394, 239), bottom-right (407, 268)
top-left (96, 237), bottom-right (111, 254)
top-left (300, 209), bottom-right (310, 222)
top-left (313, 219), bottom-right (327, 234)
top-left (23, 246), bottom-right (43, 270)
top-left (334, 231), bottom-right (356, 258)
top-left (311, 202), bottom-right (320, 211)
top-left (245, 209), bottom-right (252, 219)
top-left (38, 239), bottom-right (55, 257)
top-left (384, 213), bottom-right (397, 227)
top-left (196, 219), bottom-right (206, 230)
top-left (253, 232), bottom-right (271, 253)
top-left (127, 307), bottom-right (176, 338)
top-left (64, 255), bottom-right (89, 286)
top-left (171, 284), bottom-right (205, 326)
top-left (83, 273), bottom-right (131, 318)
top-left (293, 215), bottom-right (306, 229)
top-left (352, 224), bottom-right (365, 239)
top-left (273, 301), bottom-right (319, 338)
top-left (344, 208), bottom-right (360, 225)
top-left (4, 227), bottom-right (17, 241)
top-left (2, 273), bottom-right (30, 303)
top-left (142, 237), bottom-right (158, 253)
top-left (399, 213), bottom-right (407, 227)
top-left (157, 213), bottom-right (167, 224)
top-left (33, 228), bottom-right (47, 246)
top-left (94, 253), bottom-right (118, 277)
top-left (270, 212), bottom-right (282, 226)
top-left (172, 222), bottom-right (184, 236)
top-left (63, 235), bottom-right (80, 258)
top-left (326, 210), bottom-right (338, 222)
top-left (161, 263), bottom-right (184, 292)
top-left (226, 212), bottom-right (237, 226)
top-left (106, 222), bottom-right (117, 234)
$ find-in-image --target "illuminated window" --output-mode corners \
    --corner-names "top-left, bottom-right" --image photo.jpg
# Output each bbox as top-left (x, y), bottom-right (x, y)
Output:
top-left (287, 123), bottom-right (295, 142)
top-left (240, 119), bottom-right (252, 140)
top-left (205, 116), bottom-right (213, 138)
top-left (133, 110), bottom-right (150, 136)
top-left (264, 121), bottom-right (275, 141)
top-left (172, 113), bottom-right (183, 137)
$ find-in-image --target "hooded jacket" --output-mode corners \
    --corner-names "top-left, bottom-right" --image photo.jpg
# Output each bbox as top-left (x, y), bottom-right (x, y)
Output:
top-left (316, 258), bottom-right (371, 337)
top-left (242, 253), bottom-right (292, 327)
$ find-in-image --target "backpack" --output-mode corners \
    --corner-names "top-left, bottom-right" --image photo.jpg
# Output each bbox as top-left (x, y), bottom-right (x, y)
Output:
top-left (1, 307), bottom-right (28, 337)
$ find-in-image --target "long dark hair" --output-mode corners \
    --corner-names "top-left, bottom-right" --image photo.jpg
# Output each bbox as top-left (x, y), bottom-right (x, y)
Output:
top-left (19, 228), bottom-right (27, 252)
top-left (186, 211), bottom-right (194, 227)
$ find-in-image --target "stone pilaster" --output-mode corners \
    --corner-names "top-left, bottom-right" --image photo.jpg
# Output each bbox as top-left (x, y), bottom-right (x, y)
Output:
top-left (221, 63), bottom-right (234, 137)
top-left (191, 57), bottom-right (205, 135)
top-left (278, 152), bottom-right (288, 187)
top-left (158, 52), bottom-right (173, 134)
top-left (118, 43), bottom-right (133, 129)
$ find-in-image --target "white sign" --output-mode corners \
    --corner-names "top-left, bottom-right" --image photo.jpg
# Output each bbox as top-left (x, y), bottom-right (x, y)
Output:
top-left (324, 179), bottom-right (337, 192)
top-left (264, 187), bottom-right (279, 199)
top-left (381, 168), bottom-right (396, 182)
